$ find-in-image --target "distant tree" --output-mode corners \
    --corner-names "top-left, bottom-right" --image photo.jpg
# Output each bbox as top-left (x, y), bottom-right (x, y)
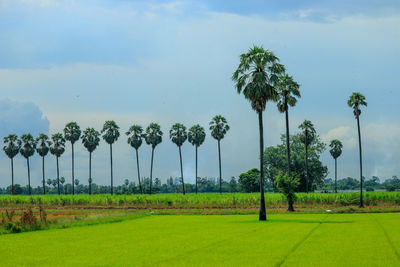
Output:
top-left (50, 133), bottom-right (66, 195)
top-left (60, 177), bottom-right (66, 194)
top-left (348, 92), bottom-right (367, 208)
top-left (74, 179), bottom-right (80, 186)
top-left (275, 172), bottom-right (300, 212)
top-left (126, 125), bottom-right (145, 194)
top-left (170, 123), bottom-right (188, 195)
top-left (64, 122), bottom-right (81, 195)
top-left (82, 128), bottom-right (100, 195)
top-left (209, 115), bottom-right (230, 194)
top-left (188, 124), bottom-right (206, 194)
top-left (3, 134), bottom-right (21, 195)
top-left (36, 134), bottom-right (51, 194)
top-left (101, 121), bottom-right (120, 195)
top-left (46, 179), bottom-right (52, 188)
top-left (20, 134), bottom-right (36, 195)
top-left (145, 123), bottom-right (163, 194)
top-left (239, 168), bottom-right (261, 193)
top-left (228, 176), bottom-right (238, 192)
top-left (299, 120), bottom-right (316, 193)
top-left (329, 139), bottom-right (343, 193)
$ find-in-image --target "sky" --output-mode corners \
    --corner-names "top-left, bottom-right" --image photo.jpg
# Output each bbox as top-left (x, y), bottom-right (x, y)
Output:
top-left (0, 0), bottom-right (399, 187)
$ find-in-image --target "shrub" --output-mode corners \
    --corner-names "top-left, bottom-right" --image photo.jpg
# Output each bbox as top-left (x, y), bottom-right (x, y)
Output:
top-left (20, 208), bottom-right (37, 229)
top-left (275, 172), bottom-right (300, 212)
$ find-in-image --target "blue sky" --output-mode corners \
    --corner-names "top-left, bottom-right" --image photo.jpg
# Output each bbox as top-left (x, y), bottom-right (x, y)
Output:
top-left (0, 0), bottom-right (399, 187)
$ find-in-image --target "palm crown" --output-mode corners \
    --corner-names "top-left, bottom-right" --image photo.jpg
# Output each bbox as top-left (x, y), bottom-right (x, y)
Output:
top-left (170, 123), bottom-right (187, 147)
top-left (82, 128), bottom-right (100, 153)
top-left (209, 115), bottom-right (229, 141)
top-left (232, 45), bottom-right (285, 112)
top-left (101, 120), bottom-right (120, 144)
top-left (299, 120), bottom-right (316, 146)
top-left (36, 134), bottom-right (51, 157)
top-left (348, 92), bottom-right (367, 117)
top-left (329, 139), bottom-right (343, 159)
top-left (64, 122), bottom-right (81, 144)
top-left (276, 74), bottom-right (301, 113)
top-left (188, 124), bottom-right (206, 147)
top-left (3, 134), bottom-right (21, 159)
top-left (145, 123), bottom-right (163, 148)
top-left (20, 134), bottom-right (36, 159)
top-left (50, 133), bottom-right (66, 157)
top-left (126, 125), bottom-right (144, 150)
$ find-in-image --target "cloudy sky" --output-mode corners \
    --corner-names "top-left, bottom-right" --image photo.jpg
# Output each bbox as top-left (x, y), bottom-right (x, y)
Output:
top-left (0, 0), bottom-right (399, 187)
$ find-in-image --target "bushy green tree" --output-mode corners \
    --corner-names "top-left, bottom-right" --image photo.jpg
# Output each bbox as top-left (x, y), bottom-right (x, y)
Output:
top-left (275, 172), bottom-right (300, 212)
top-left (238, 168), bottom-right (261, 193)
top-left (170, 123), bottom-right (188, 195)
top-left (188, 124), bottom-right (206, 194)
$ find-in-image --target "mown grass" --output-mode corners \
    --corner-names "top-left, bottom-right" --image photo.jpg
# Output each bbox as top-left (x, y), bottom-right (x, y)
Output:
top-left (0, 213), bottom-right (399, 266)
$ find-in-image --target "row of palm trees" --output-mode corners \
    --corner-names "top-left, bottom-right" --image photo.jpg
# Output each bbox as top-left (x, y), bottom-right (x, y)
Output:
top-left (233, 45), bottom-right (367, 220)
top-left (3, 117), bottom-right (230, 195)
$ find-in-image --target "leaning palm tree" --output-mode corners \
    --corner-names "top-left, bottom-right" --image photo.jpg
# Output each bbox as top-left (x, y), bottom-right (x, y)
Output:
top-left (170, 123), bottom-right (188, 195)
top-left (64, 122), bottom-right (81, 195)
top-left (81, 128), bottom-right (100, 195)
top-left (276, 74), bottom-right (301, 177)
top-left (36, 134), bottom-right (51, 194)
top-left (188, 124), bottom-right (206, 194)
top-left (348, 92), bottom-right (367, 208)
top-left (232, 45), bottom-right (285, 221)
top-left (209, 115), bottom-right (230, 194)
top-left (50, 133), bottom-right (66, 195)
top-left (145, 123), bottom-right (163, 194)
top-left (299, 120), bottom-right (316, 193)
top-left (101, 121), bottom-right (120, 195)
top-left (329, 139), bottom-right (343, 193)
top-left (126, 125), bottom-right (145, 194)
top-left (3, 135), bottom-right (21, 195)
top-left (20, 134), bottom-right (36, 195)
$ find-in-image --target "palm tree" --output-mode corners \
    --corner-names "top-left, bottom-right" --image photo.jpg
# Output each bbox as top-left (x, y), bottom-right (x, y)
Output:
top-left (50, 133), bottom-right (66, 195)
top-left (20, 134), bottom-right (36, 195)
top-left (188, 124), bottom-right (206, 194)
top-left (329, 139), bottom-right (343, 193)
top-left (145, 123), bottom-right (163, 194)
top-left (3, 135), bottom-right (21, 195)
top-left (348, 92), bottom-right (367, 208)
top-left (276, 74), bottom-right (301, 177)
top-left (299, 120), bottom-right (316, 193)
top-left (101, 121), bottom-right (120, 195)
top-left (232, 45), bottom-right (285, 221)
top-left (81, 128), bottom-right (100, 195)
top-left (64, 122), bottom-right (81, 195)
top-left (209, 115), bottom-right (230, 194)
top-left (36, 134), bottom-right (51, 194)
top-left (170, 123), bottom-right (188, 195)
top-left (126, 125), bottom-right (145, 194)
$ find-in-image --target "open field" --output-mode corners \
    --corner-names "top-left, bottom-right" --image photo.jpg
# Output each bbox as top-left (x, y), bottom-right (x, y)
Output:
top-left (0, 213), bottom-right (399, 266)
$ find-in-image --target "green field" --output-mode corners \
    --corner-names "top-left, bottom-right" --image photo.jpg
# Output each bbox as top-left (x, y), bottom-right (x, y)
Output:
top-left (1, 213), bottom-right (399, 266)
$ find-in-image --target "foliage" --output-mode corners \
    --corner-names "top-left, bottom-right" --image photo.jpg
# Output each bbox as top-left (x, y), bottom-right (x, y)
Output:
top-left (3, 134), bottom-right (21, 159)
top-left (188, 124), bottom-right (206, 147)
top-left (101, 120), bottom-right (120, 144)
top-left (81, 128), bottom-right (101, 153)
top-left (299, 120), bottom-right (316, 146)
top-left (126, 125), bottom-right (144, 150)
top-left (19, 134), bottom-right (36, 159)
top-left (64, 122), bottom-right (81, 144)
top-left (145, 123), bottom-right (163, 148)
top-left (169, 123), bottom-right (187, 147)
top-left (50, 133), bottom-right (66, 157)
top-left (276, 74), bottom-right (301, 113)
top-left (348, 92), bottom-right (367, 117)
top-left (329, 139), bottom-right (343, 159)
top-left (36, 134), bottom-right (51, 157)
top-left (238, 168), bottom-right (261, 193)
top-left (275, 172), bottom-right (300, 211)
top-left (209, 115), bottom-right (229, 141)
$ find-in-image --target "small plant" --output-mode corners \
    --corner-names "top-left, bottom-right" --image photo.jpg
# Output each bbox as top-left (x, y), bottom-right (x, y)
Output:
top-left (20, 207), bottom-right (37, 229)
top-left (275, 172), bottom-right (300, 212)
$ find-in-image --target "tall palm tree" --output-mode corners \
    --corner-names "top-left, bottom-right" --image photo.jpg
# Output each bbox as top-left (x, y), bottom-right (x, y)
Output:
top-left (209, 115), bottom-right (230, 194)
top-left (348, 92), bottom-right (367, 208)
top-left (3, 135), bottom-right (21, 195)
top-left (126, 125), bottom-right (145, 194)
top-left (276, 74), bottom-right (301, 177)
top-left (145, 123), bottom-right (163, 194)
top-left (329, 139), bottom-right (343, 193)
top-left (36, 134), bottom-right (51, 194)
top-left (232, 45), bottom-right (285, 221)
top-left (81, 128), bottom-right (100, 195)
top-left (101, 121), bottom-right (120, 195)
top-left (50, 133), bottom-right (66, 195)
top-left (64, 122), bottom-right (81, 195)
top-left (170, 123), bottom-right (188, 195)
top-left (188, 124), bottom-right (206, 194)
top-left (20, 134), bottom-right (36, 195)
top-left (299, 120), bottom-right (316, 193)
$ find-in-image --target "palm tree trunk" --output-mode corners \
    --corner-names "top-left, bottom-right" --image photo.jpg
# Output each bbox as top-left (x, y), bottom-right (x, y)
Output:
top-left (11, 158), bottom-right (14, 195)
top-left (305, 143), bottom-right (309, 194)
top-left (218, 139), bottom-right (222, 194)
top-left (357, 116), bottom-right (364, 208)
top-left (42, 156), bottom-right (46, 195)
top-left (72, 143), bottom-right (75, 195)
top-left (258, 111), bottom-right (266, 221)
top-left (27, 158), bottom-right (31, 195)
top-left (110, 144), bottom-right (113, 195)
top-left (136, 149), bottom-right (143, 194)
top-left (285, 104), bottom-right (291, 177)
top-left (179, 146), bottom-right (185, 195)
top-left (57, 156), bottom-right (60, 195)
top-left (150, 147), bottom-right (154, 194)
top-left (195, 146), bottom-right (198, 194)
top-left (335, 158), bottom-right (337, 193)
top-left (89, 152), bottom-right (92, 195)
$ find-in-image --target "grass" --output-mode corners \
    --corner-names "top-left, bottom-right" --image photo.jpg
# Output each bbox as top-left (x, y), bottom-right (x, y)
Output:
top-left (0, 213), bottom-right (399, 266)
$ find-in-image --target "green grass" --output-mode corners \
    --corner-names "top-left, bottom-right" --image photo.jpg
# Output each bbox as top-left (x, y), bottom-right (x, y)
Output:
top-left (0, 213), bottom-right (399, 266)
